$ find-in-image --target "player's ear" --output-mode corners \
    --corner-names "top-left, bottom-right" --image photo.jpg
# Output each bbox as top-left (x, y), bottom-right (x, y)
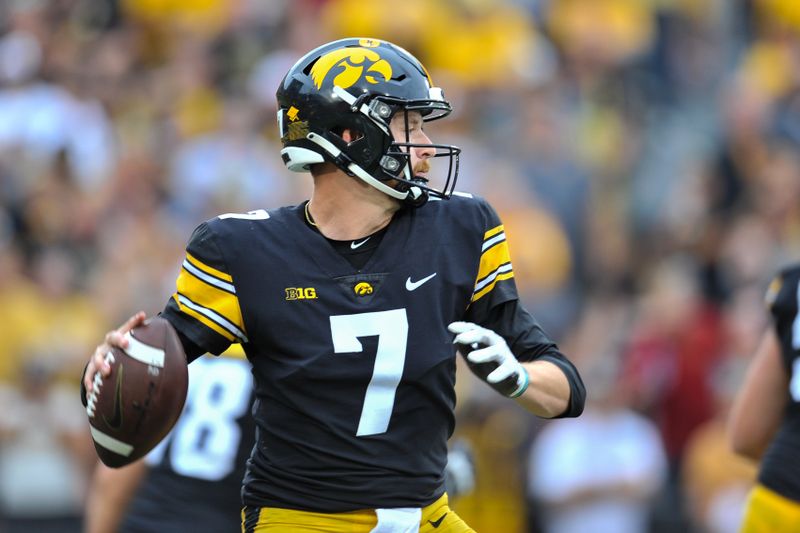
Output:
top-left (340, 128), bottom-right (363, 143)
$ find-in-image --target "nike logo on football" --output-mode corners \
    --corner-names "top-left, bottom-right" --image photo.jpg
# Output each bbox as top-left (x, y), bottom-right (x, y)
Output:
top-left (429, 513), bottom-right (447, 528)
top-left (102, 363), bottom-right (124, 431)
top-left (350, 237), bottom-right (370, 249)
top-left (405, 273), bottom-right (437, 291)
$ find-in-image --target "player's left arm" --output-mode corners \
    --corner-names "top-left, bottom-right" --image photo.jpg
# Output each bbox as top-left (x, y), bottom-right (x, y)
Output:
top-left (84, 459), bottom-right (148, 533)
top-left (454, 199), bottom-right (584, 418)
top-left (451, 299), bottom-right (585, 419)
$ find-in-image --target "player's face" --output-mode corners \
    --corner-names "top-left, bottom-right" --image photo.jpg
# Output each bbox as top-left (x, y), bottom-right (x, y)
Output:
top-left (390, 111), bottom-right (434, 178)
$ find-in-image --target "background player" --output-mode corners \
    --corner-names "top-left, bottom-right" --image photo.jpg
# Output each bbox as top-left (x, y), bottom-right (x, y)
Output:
top-left (729, 264), bottom-right (800, 531)
top-left (82, 37), bottom-right (585, 532)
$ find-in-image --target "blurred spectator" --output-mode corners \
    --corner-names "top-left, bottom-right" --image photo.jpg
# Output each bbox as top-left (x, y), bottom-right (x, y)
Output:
top-left (528, 359), bottom-right (667, 533)
top-left (0, 359), bottom-right (92, 532)
top-left (620, 257), bottom-right (726, 531)
top-left (0, 245), bottom-right (107, 383)
top-left (0, 29), bottom-right (116, 191)
top-left (682, 359), bottom-right (758, 533)
top-left (321, 0), bottom-right (546, 90)
top-left (166, 98), bottom-right (293, 225)
top-left (622, 257), bottom-right (725, 464)
top-left (681, 285), bottom-right (765, 533)
top-left (454, 401), bottom-right (534, 533)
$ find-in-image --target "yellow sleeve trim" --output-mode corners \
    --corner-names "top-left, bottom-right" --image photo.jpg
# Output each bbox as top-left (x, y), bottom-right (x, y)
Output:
top-left (476, 241), bottom-right (511, 283)
top-left (484, 224), bottom-right (504, 240)
top-left (472, 271), bottom-right (515, 303)
top-left (172, 294), bottom-right (237, 342)
top-left (186, 252), bottom-right (233, 283)
top-left (175, 269), bottom-right (245, 334)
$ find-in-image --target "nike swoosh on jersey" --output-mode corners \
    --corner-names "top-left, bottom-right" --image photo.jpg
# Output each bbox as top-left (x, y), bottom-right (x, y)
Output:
top-left (406, 273), bottom-right (437, 291)
top-left (351, 237), bottom-right (370, 249)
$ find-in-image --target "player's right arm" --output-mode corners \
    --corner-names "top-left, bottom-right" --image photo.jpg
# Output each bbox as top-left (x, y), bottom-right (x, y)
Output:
top-left (160, 220), bottom-right (246, 357)
top-left (728, 328), bottom-right (787, 460)
top-left (84, 459), bottom-right (148, 533)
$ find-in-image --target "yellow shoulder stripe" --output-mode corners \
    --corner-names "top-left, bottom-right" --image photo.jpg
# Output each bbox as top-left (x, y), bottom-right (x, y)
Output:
top-left (186, 252), bottom-right (233, 283)
top-left (476, 240), bottom-right (511, 284)
top-left (472, 271), bottom-right (514, 303)
top-left (172, 294), bottom-right (237, 342)
top-left (484, 224), bottom-right (504, 240)
top-left (176, 268), bottom-right (244, 330)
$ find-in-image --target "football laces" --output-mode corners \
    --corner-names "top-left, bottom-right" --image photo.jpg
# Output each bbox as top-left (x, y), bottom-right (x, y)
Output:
top-left (85, 350), bottom-right (116, 418)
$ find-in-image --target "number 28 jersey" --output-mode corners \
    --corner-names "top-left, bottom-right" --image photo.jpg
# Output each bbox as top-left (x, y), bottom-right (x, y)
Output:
top-left (161, 194), bottom-right (522, 512)
top-left (120, 352), bottom-right (254, 532)
top-left (760, 264), bottom-right (800, 502)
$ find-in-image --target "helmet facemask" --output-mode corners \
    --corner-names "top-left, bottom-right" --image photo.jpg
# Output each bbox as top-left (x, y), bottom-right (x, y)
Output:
top-left (373, 95), bottom-right (461, 207)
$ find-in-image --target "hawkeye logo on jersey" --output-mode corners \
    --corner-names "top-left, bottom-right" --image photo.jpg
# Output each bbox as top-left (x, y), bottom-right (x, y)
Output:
top-left (353, 282), bottom-right (373, 296)
top-left (335, 273), bottom-right (388, 304)
top-left (285, 287), bottom-right (318, 301)
top-left (310, 47), bottom-right (392, 90)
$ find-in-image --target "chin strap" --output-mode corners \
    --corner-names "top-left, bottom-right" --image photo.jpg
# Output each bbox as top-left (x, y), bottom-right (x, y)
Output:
top-left (311, 86), bottom-right (427, 205)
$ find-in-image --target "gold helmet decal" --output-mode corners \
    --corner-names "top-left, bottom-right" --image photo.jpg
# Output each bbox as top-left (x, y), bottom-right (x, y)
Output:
top-left (311, 47), bottom-right (392, 90)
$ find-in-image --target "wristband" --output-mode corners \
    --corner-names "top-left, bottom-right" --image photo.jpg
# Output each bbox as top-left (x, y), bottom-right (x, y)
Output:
top-left (508, 367), bottom-right (529, 398)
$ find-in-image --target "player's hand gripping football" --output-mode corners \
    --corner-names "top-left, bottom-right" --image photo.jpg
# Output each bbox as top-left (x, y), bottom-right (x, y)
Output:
top-left (81, 311), bottom-right (147, 404)
top-left (448, 321), bottom-right (529, 398)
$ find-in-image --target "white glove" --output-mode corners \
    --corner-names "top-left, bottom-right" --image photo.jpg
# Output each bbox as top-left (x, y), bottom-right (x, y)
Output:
top-left (448, 321), bottom-right (529, 398)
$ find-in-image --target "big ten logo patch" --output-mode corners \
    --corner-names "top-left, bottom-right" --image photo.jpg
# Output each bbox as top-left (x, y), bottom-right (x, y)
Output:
top-left (285, 287), bottom-right (318, 301)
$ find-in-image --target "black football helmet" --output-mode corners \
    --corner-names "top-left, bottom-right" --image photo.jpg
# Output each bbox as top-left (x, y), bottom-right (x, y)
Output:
top-left (276, 38), bottom-right (460, 206)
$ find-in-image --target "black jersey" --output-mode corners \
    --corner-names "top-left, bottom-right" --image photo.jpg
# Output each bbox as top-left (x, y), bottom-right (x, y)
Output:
top-left (120, 353), bottom-right (254, 533)
top-left (161, 193), bottom-right (542, 512)
top-left (759, 264), bottom-right (800, 501)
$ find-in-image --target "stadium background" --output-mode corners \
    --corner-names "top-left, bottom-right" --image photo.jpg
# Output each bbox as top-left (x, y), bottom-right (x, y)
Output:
top-left (0, 0), bottom-right (798, 531)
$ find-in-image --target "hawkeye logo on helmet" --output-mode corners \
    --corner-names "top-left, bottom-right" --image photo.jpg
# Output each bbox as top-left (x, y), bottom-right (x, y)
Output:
top-left (310, 47), bottom-right (392, 90)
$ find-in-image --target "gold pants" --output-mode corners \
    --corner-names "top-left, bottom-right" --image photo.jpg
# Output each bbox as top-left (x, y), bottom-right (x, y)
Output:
top-left (740, 484), bottom-right (800, 533)
top-left (242, 493), bottom-right (475, 533)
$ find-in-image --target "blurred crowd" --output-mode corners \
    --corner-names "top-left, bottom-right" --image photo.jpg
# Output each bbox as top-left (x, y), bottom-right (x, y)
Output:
top-left (1, 0), bottom-right (799, 531)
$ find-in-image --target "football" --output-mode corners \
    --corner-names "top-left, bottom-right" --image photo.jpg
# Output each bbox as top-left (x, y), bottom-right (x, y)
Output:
top-left (85, 316), bottom-right (188, 468)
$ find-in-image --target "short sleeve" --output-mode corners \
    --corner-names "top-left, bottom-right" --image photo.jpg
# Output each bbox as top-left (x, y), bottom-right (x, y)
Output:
top-left (161, 221), bottom-right (247, 355)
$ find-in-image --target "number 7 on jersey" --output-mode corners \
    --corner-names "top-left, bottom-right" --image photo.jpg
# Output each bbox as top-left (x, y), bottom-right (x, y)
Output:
top-left (330, 309), bottom-right (409, 436)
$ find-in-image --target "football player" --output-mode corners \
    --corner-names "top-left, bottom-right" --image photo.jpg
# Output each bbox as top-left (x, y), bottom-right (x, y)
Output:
top-left (82, 38), bottom-right (585, 532)
top-left (729, 265), bottom-right (800, 532)
top-left (84, 349), bottom-right (255, 533)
